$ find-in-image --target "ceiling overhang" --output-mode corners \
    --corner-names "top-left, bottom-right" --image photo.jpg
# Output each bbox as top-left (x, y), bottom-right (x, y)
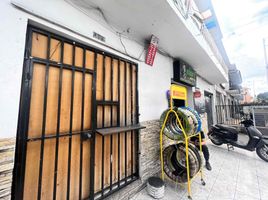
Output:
top-left (68, 0), bottom-right (228, 84)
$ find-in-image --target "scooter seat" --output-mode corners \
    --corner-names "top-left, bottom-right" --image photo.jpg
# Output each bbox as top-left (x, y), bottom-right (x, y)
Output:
top-left (215, 124), bottom-right (239, 135)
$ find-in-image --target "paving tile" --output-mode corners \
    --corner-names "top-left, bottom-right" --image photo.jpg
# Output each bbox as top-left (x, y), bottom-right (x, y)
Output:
top-left (217, 170), bottom-right (238, 183)
top-left (257, 176), bottom-right (268, 200)
top-left (259, 190), bottom-right (268, 200)
top-left (179, 181), bottom-right (211, 200)
top-left (234, 190), bottom-right (260, 200)
top-left (131, 142), bottom-right (268, 200)
top-left (208, 193), bottom-right (235, 200)
top-left (236, 185), bottom-right (260, 199)
top-left (208, 180), bottom-right (236, 199)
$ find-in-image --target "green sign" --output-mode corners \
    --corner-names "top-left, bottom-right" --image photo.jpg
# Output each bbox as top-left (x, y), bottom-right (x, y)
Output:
top-left (180, 62), bottom-right (196, 86)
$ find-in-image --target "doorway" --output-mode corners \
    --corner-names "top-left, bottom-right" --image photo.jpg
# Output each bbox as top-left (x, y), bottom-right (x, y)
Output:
top-left (12, 26), bottom-right (140, 200)
top-left (204, 91), bottom-right (213, 129)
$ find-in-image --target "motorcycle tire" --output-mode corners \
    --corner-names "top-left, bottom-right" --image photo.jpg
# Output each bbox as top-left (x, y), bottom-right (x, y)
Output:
top-left (175, 143), bottom-right (202, 174)
top-left (181, 106), bottom-right (202, 133)
top-left (177, 108), bottom-right (197, 135)
top-left (256, 145), bottom-right (268, 162)
top-left (160, 108), bottom-right (192, 140)
top-left (163, 143), bottom-right (201, 183)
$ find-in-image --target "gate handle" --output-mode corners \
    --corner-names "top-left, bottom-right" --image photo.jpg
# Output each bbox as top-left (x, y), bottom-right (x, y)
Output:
top-left (81, 132), bottom-right (92, 140)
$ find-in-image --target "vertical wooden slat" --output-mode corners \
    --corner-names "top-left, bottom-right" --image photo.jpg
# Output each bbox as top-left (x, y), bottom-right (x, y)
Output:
top-left (56, 69), bottom-right (72, 199)
top-left (75, 47), bottom-right (84, 68)
top-left (112, 60), bottom-right (119, 102)
top-left (119, 61), bottom-right (125, 180)
top-left (27, 64), bottom-right (46, 138)
top-left (59, 69), bottom-right (72, 134)
top-left (45, 67), bottom-right (60, 135)
top-left (49, 39), bottom-right (61, 62)
top-left (112, 60), bottom-right (119, 184)
top-left (63, 43), bottom-right (73, 65)
top-left (83, 74), bottom-right (93, 130)
top-left (96, 54), bottom-right (104, 101)
top-left (95, 54), bottom-right (104, 192)
top-left (85, 50), bottom-right (95, 70)
top-left (70, 71), bottom-right (83, 199)
top-left (72, 72), bottom-right (83, 131)
top-left (104, 57), bottom-right (112, 188)
top-left (41, 139), bottom-right (56, 200)
top-left (81, 71), bottom-right (92, 198)
top-left (56, 136), bottom-right (69, 200)
top-left (23, 141), bottom-right (41, 200)
top-left (70, 135), bottom-right (81, 199)
top-left (82, 140), bottom-right (91, 199)
top-left (112, 131), bottom-right (118, 184)
top-left (95, 106), bottom-right (103, 193)
top-left (41, 66), bottom-right (59, 199)
top-left (31, 32), bottom-right (47, 59)
top-left (126, 63), bottom-right (132, 177)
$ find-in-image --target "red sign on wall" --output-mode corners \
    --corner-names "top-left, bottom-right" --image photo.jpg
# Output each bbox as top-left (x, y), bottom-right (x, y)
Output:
top-left (194, 91), bottom-right (202, 98)
top-left (145, 35), bottom-right (159, 66)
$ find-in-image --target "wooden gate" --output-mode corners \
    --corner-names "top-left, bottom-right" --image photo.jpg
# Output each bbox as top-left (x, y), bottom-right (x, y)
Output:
top-left (12, 26), bottom-right (141, 200)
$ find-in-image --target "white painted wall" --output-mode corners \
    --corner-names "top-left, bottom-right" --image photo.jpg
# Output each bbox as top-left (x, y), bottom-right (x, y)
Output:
top-left (0, 1), bottom-right (28, 139)
top-left (0, 0), bottom-right (174, 138)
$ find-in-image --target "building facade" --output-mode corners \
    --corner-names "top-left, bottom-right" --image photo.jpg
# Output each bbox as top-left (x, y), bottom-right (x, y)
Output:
top-left (0, 0), bottom-right (239, 199)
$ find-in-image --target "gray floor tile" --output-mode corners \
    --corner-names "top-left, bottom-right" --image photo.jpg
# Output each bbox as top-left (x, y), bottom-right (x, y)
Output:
top-left (259, 190), bottom-right (268, 200)
top-left (130, 143), bottom-right (268, 200)
top-left (234, 190), bottom-right (260, 200)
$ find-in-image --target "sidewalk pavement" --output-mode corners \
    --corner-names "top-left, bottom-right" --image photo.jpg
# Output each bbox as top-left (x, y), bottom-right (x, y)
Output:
top-left (130, 141), bottom-right (268, 200)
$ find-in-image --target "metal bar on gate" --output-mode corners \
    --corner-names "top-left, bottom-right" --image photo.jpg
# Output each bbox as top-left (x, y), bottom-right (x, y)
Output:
top-left (89, 52), bottom-right (98, 200)
top-left (29, 26), bottom-right (138, 66)
top-left (79, 48), bottom-right (86, 200)
top-left (53, 39), bottom-right (64, 200)
top-left (135, 65), bottom-right (139, 176)
top-left (27, 131), bottom-right (89, 142)
top-left (124, 62), bottom-right (127, 182)
top-left (130, 64), bottom-right (133, 178)
top-left (110, 58), bottom-right (113, 191)
top-left (37, 34), bottom-right (51, 200)
top-left (30, 57), bottom-right (94, 74)
top-left (101, 55), bottom-right (106, 196)
top-left (94, 175), bottom-right (138, 199)
top-left (12, 28), bottom-right (33, 199)
top-left (15, 26), bottom-right (142, 200)
top-left (67, 43), bottom-right (76, 200)
top-left (117, 59), bottom-right (121, 188)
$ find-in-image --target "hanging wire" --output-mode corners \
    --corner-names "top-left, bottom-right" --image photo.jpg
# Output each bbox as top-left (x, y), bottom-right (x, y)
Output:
top-left (64, 0), bottom-right (147, 62)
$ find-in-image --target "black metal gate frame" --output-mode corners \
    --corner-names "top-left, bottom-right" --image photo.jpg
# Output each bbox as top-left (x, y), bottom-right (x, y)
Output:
top-left (12, 26), bottom-right (140, 200)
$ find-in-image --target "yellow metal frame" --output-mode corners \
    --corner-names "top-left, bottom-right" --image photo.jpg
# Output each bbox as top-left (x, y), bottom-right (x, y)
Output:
top-left (160, 85), bottom-right (205, 199)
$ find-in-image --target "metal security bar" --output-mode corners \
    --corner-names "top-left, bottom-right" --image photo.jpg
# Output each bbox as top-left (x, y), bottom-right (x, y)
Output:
top-left (12, 26), bottom-right (140, 200)
top-left (215, 104), bottom-right (268, 129)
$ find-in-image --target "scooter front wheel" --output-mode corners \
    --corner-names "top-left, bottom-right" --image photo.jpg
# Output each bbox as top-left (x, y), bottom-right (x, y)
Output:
top-left (256, 145), bottom-right (268, 162)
